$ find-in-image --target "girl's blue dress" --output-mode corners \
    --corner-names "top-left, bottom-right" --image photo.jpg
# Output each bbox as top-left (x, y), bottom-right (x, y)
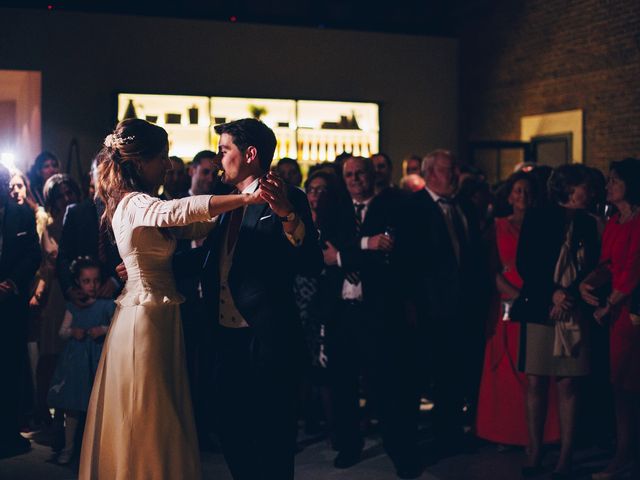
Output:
top-left (47, 299), bottom-right (115, 411)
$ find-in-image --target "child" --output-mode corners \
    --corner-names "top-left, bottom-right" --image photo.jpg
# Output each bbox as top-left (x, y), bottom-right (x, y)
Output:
top-left (47, 256), bottom-right (115, 464)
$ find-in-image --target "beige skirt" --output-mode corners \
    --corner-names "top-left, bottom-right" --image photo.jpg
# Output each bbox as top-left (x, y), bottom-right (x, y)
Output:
top-left (79, 304), bottom-right (201, 479)
top-left (520, 321), bottom-right (590, 377)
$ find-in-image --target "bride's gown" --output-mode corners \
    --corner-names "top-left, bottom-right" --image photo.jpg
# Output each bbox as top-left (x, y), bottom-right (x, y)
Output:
top-left (79, 192), bottom-right (214, 480)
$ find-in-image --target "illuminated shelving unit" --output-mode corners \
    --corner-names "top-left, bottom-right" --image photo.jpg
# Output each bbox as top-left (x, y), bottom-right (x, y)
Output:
top-left (117, 94), bottom-right (211, 160)
top-left (118, 94), bottom-right (379, 169)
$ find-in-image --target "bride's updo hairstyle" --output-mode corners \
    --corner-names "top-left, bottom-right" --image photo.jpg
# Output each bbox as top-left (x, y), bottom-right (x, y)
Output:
top-left (96, 118), bottom-right (168, 224)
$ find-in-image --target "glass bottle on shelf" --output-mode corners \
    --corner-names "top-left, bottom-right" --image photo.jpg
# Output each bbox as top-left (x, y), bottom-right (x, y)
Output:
top-left (327, 139), bottom-right (336, 162)
top-left (343, 138), bottom-right (352, 156)
top-left (286, 138), bottom-right (296, 158)
top-left (361, 140), bottom-right (370, 158)
top-left (188, 105), bottom-right (199, 125)
top-left (302, 139), bottom-right (310, 162)
top-left (318, 137), bottom-right (327, 162)
top-left (353, 138), bottom-right (361, 157)
top-left (279, 137), bottom-right (288, 159)
top-left (124, 99), bottom-right (137, 119)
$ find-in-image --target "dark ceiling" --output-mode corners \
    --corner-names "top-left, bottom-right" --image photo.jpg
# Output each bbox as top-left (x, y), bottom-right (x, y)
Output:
top-left (4, 0), bottom-right (493, 37)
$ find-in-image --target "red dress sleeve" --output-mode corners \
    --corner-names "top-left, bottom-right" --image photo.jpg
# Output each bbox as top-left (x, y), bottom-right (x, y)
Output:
top-left (612, 215), bottom-right (640, 295)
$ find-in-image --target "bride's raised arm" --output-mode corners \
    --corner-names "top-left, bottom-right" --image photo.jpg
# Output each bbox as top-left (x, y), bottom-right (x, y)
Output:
top-left (124, 190), bottom-right (263, 230)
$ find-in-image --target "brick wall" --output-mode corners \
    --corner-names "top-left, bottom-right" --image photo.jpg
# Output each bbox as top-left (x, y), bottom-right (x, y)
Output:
top-left (458, 0), bottom-right (640, 171)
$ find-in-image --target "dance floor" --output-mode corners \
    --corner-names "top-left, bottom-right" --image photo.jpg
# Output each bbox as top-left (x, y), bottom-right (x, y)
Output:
top-left (0, 428), bottom-right (620, 480)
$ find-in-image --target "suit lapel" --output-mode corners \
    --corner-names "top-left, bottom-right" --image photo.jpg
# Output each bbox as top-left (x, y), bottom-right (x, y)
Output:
top-left (240, 203), bottom-right (269, 235)
top-left (421, 190), bottom-right (457, 257)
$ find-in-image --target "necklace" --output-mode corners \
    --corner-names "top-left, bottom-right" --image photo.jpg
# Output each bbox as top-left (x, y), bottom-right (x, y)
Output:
top-left (619, 205), bottom-right (638, 224)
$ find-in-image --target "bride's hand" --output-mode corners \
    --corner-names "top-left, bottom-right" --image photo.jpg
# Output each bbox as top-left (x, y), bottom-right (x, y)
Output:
top-left (245, 187), bottom-right (266, 205)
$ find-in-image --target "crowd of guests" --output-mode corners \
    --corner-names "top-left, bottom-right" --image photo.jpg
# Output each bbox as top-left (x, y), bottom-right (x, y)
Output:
top-left (0, 142), bottom-right (639, 480)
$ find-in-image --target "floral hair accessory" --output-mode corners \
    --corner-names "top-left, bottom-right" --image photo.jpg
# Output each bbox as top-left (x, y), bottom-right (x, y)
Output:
top-left (104, 133), bottom-right (135, 149)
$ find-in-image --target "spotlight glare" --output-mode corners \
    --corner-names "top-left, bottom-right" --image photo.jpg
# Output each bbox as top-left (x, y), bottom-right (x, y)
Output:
top-left (0, 152), bottom-right (16, 169)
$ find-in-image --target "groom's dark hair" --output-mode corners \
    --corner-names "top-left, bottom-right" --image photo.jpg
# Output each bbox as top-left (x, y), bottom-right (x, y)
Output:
top-left (214, 118), bottom-right (276, 172)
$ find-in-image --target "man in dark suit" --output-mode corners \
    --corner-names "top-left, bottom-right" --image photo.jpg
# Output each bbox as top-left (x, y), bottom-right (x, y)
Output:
top-left (323, 156), bottom-right (421, 478)
top-left (57, 161), bottom-right (122, 305)
top-left (0, 164), bottom-right (41, 458)
top-left (397, 149), bottom-right (488, 457)
top-left (171, 150), bottom-right (226, 450)
top-left (371, 152), bottom-right (409, 216)
top-left (199, 118), bottom-right (322, 480)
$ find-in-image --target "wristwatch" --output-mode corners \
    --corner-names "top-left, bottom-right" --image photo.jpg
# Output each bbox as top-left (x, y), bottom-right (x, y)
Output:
top-left (277, 211), bottom-right (297, 222)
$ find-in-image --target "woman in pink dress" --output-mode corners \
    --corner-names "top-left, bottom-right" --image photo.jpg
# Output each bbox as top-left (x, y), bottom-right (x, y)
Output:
top-left (581, 157), bottom-right (640, 480)
top-left (476, 172), bottom-right (560, 446)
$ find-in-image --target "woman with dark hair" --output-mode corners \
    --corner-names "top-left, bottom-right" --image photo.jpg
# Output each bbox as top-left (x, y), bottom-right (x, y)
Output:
top-left (42, 173), bottom-right (82, 218)
top-left (28, 151), bottom-right (60, 206)
top-left (32, 174), bottom-right (82, 430)
top-left (9, 168), bottom-right (48, 237)
top-left (515, 164), bottom-right (600, 478)
top-left (295, 170), bottom-right (345, 433)
top-left (7, 168), bottom-right (50, 430)
top-left (580, 158), bottom-right (640, 480)
top-left (79, 118), bottom-right (266, 479)
top-left (476, 172), bottom-right (560, 447)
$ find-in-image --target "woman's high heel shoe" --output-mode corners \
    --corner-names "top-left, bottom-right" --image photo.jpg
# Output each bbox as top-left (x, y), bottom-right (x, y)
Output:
top-left (591, 465), bottom-right (631, 480)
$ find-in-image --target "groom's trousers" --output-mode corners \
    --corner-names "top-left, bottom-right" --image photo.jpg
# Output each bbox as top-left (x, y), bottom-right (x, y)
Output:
top-left (212, 327), bottom-right (298, 480)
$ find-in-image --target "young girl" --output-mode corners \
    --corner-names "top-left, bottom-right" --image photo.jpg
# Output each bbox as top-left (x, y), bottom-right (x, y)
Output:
top-left (47, 256), bottom-right (115, 464)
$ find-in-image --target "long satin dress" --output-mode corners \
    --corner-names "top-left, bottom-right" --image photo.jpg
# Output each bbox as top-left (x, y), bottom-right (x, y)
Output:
top-left (79, 192), bottom-right (213, 479)
top-left (475, 217), bottom-right (560, 445)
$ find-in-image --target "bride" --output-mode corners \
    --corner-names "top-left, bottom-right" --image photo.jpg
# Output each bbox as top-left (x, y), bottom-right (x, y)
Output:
top-left (79, 118), bottom-right (263, 479)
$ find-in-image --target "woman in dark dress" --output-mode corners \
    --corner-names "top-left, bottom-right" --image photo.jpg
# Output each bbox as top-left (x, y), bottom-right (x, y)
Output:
top-left (515, 164), bottom-right (600, 478)
top-left (294, 170), bottom-right (348, 434)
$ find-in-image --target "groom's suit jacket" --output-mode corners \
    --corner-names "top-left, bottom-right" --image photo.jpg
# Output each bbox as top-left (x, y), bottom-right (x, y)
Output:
top-left (200, 186), bottom-right (323, 369)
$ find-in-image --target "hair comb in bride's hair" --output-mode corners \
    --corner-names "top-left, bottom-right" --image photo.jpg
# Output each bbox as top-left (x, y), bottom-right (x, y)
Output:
top-left (104, 133), bottom-right (136, 149)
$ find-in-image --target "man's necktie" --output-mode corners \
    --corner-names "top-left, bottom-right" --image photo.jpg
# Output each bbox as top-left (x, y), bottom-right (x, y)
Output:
top-left (354, 203), bottom-right (365, 230)
top-left (438, 198), bottom-right (467, 264)
top-left (346, 202), bottom-right (366, 285)
top-left (226, 206), bottom-right (244, 254)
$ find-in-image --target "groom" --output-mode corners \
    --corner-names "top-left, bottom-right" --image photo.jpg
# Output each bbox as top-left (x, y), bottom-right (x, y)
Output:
top-left (200, 118), bottom-right (322, 479)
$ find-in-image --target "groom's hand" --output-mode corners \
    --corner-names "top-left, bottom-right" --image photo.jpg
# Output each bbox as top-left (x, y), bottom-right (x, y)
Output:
top-left (259, 172), bottom-right (294, 218)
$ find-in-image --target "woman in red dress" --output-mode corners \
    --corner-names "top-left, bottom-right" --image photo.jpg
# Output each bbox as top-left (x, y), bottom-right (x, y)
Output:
top-left (581, 158), bottom-right (640, 480)
top-left (476, 172), bottom-right (560, 446)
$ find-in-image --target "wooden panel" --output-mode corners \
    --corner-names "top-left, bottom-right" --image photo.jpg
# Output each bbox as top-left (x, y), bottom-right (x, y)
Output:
top-left (0, 100), bottom-right (17, 150)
